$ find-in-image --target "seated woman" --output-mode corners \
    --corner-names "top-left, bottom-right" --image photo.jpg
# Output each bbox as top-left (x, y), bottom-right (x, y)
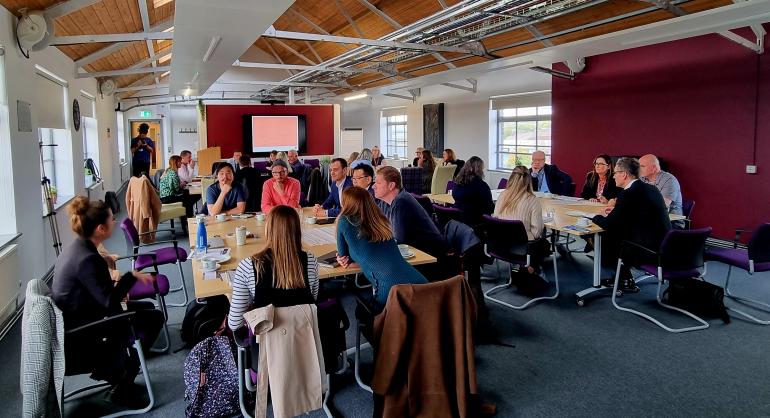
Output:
top-left (350, 148), bottom-right (374, 170)
top-left (159, 155), bottom-right (199, 218)
top-left (442, 148), bottom-right (465, 177)
top-left (336, 187), bottom-right (428, 310)
top-left (452, 156), bottom-right (494, 227)
top-left (206, 162), bottom-right (247, 215)
top-left (418, 149), bottom-right (437, 194)
top-left (227, 205), bottom-right (319, 331)
top-left (52, 196), bottom-right (163, 406)
top-left (580, 154), bottom-right (620, 203)
top-left (371, 146), bottom-right (385, 166)
top-left (494, 166), bottom-right (548, 275)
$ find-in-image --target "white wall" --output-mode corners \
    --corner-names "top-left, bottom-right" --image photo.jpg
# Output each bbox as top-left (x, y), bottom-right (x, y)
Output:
top-left (340, 69), bottom-right (551, 187)
top-left (0, 6), bottom-right (122, 303)
top-left (169, 105), bottom-right (198, 156)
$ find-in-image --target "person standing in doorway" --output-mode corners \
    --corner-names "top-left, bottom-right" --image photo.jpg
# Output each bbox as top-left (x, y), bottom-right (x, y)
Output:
top-left (130, 123), bottom-right (154, 177)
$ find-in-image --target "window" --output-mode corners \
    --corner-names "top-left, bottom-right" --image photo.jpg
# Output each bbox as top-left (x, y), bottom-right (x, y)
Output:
top-left (490, 91), bottom-right (552, 171)
top-left (39, 127), bottom-right (74, 210)
top-left (82, 117), bottom-right (98, 187)
top-left (380, 108), bottom-right (408, 159)
top-left (117, 111), bottom-right (126, 164)
top-left (0, 50), bottom-right (17, 234)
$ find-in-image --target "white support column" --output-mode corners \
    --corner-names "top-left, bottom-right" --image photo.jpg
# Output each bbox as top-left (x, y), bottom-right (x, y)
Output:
top-left (288, 88), bottom-right (295, 104)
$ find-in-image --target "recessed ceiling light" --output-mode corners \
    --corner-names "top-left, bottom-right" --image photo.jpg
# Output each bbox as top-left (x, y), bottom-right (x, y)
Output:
top-left (160, 71), bottom-right (170, 78)
top-left (162, 26), bottom-right (174, 33)
top-left (344, 93), bottom-right (368, 101)
top-left (159, 53), bottom-right (171, 64)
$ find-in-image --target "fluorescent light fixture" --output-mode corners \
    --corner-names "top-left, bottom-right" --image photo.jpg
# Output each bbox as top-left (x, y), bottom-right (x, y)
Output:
top-left (191, 71), bottom-right (199, 84)
top-left (183, 87), bottom-right (193, 96)
top-left (153, 0), bottom-right (173, 8)
top-left (158, 53), bottom-right (171, 64)
top-left (488, 60), bottom-right (534, 72)
top-left (162, 26), bottom-right (174, 33)
top-left (160, 71), bottom-right (170, 78)
top-left (202, 36), bottom-right (222, 63)
top-left (344, 93), bottom-right (368, 101)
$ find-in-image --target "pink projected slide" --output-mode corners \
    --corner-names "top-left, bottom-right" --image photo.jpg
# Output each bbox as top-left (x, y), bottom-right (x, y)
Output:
top-left (251, 116), bottom-right (298, 152)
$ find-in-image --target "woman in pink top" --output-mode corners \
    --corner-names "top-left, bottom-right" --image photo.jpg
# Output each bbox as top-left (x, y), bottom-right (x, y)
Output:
top-left (261, 159), bottom-right (301, 212)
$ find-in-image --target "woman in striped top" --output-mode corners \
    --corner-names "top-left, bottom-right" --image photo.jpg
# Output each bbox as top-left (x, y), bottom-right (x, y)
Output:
top-left (227, 205), bottom-right (319, 331)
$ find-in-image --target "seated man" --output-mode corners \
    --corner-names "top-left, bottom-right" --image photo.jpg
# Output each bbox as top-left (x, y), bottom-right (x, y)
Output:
top-left (287, 149), bottom-right (303, 173)
top-left (267, 149), bottom-right (278, 167)
top-left (592, 157), bottom-right (671, 291)
top-left (261, 160), bottom-right (301, 212)
top-left (639, 154), bottom-right (684, 229)
top-left (351, 163), bottom-right (375, 196)
top-left (178, 149), bottom-right (196, 186)
top-left (227, 151), bottom-right (243, 173)
top-left (411, 147), bottom-right (424, 167)
top-left (529, 150), bottom-right (572, 196)
top-left (375, 166), bottom-right (449, 262)
top-left (314, 158), bottom-right (351, 218)
top-left (235, 154), bottom-right (260, 212)
top-left (206, 162), bottom-right (246, 215)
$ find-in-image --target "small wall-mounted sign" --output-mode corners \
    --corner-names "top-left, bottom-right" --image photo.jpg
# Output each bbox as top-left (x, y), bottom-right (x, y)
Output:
top-left (139, 110), bottom-right (153, 118)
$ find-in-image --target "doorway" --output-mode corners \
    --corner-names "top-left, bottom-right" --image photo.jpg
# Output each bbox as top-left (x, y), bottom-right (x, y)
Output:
top-left (129, 120), bottom-right (163, 174)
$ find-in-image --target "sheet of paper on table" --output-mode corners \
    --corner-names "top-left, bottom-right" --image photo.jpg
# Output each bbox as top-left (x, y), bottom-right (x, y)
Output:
top-left (301, 226), bottom-right (337, 246)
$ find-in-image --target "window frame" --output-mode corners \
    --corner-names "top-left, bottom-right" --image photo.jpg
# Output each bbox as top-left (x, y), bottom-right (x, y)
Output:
top-left (493, 105), bottom-right (552, 171)
top-left (384, 114), bottom-right (408, 160)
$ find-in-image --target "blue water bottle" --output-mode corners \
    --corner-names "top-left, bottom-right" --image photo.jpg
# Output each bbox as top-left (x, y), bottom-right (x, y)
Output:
top-left (196, 217), bottom-right (208, 255)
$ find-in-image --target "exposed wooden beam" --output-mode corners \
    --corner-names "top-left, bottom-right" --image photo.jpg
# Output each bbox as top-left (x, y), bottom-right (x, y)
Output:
top-left (129, 49), bottom-right (172, 70)
top-left (75, 19), bottom-right (173, 68)
top-left (289, 9), bottom-right (330, 35)
top-left (356, 0), bottom-right (402, 29)
top-left (52, 32), bottom-right (173, 45)
top-left (305, 41), bottom-right (323, 63)
top-left (234, 60), bottom-right (379, 74)
top-left (334, 0), bottom-right (364, 38)
top-left (261, 39), bottom-right (296, 77)
top-left (45, 0), bottom-right (101, 19)
top-left (270, 38), bottom-right (318, 65)
top-left (77, 66), bottom-right (170, 78)
top-left (136, 0), bottom-right (160, 85)
top-left (216, 80), bottom-right (338, 88)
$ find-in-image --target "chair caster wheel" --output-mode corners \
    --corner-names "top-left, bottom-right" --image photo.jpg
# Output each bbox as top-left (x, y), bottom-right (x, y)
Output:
top-left (576, 298), bottom-right (585, 307)
top-left (616, 290), bottom-right (624, 297)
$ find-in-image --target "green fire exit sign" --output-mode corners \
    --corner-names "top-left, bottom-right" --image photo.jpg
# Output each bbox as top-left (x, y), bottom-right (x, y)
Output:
top-left (139, 110), bottom-right (152, 118)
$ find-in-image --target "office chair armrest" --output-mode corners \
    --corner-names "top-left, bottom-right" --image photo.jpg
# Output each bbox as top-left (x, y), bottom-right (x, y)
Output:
top-left (112, 253), bottom-right (152, 262)
top-left (232, 326), bottom-right (253, 348)
top-left (126, 251), bottom-right (158, 261)
top-left (136, 239), bottom-right (179, 248)
top-left (65, 311), bottom-right (137, 337)
top-left (734, 228), bottom-right (752, 248)
top-left (139, 228), bottom-right (177, 240)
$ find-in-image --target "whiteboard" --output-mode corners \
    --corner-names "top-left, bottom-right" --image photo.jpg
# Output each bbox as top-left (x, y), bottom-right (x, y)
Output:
top-left (340, 128), bottom-right (363, 158)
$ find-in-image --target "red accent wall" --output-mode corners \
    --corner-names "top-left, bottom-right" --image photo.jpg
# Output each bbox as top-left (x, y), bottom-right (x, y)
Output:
top-left (552, 30), bottom-right (770, 239)
top-left (205, 104), bottom-right (335, 157)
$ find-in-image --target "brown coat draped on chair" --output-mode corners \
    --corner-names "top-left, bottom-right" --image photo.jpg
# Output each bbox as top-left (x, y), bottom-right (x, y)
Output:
top-left (371, 275), bottom-right (478, 418)
top-left (126, 176), bottom-right (161, 243)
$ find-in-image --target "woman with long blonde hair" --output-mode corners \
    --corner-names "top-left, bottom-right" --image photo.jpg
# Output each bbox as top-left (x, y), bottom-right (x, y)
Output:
top-left (494, 165), bottom-right (544, 240)
top-left (336, 187), bottom-right (427, 309)
top-left (227, 205), bottom-right (319, 330)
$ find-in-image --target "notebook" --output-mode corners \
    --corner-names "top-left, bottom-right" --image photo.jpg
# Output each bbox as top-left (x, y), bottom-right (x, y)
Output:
top-left (207, 236), bottom-right (225, 249)
top-left (316, 250), bottom-right (340, 268)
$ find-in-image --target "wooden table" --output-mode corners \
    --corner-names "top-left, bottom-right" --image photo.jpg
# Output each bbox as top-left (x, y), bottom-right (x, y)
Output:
top-left (189, 209), bottom-right (437, 298)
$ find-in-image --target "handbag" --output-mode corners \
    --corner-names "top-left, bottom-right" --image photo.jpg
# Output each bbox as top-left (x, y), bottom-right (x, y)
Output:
top-left (662, 278), bottom-right (730, 324)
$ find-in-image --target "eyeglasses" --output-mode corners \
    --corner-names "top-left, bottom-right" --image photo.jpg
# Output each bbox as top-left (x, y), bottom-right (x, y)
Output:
top-left (594, 162), bottom-right (608, 167)
top-left (614, 170), bottom-right (626, 175)
top-left (352, 176), bottom-right (371, 181)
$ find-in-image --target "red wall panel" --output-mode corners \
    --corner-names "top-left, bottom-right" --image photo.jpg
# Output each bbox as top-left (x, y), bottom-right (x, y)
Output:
top-left (552, 31), bottom-right (770, 239)
top-left (205, 104), bottom-right (335, 157)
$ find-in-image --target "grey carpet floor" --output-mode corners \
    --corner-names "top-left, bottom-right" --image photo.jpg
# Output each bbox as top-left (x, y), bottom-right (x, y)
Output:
top-left (2, 198), bottom-right (770, 417)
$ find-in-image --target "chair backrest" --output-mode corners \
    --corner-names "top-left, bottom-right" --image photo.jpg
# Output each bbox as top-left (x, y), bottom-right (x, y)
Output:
top-left (748, 223), bottom-right (770, 264)
top-left (152, 169), bottom-right (164, 190)
top-left (497, 178), bottom-right (508, 190)
top-left (211, 162), bottom-right (222, 175)
top-left (410, 193), bottom-right (435, 219)
top-left (400, 167), bottom-right (424, 195)
top-left (434, 204), bottom-right (464, 227)
top-left (565, 182), bottom-right (576, 197)
top-left (431, 165), bottom-right (457, 195)
top-left (121, 217), bottom-right (141, 250)
top-left (253, 161), bottom-right (268, 171)
top-left (482, 215), bottom-right (529, 260)
top-left (304, 158), bottom-right (320, 169)
top-left (446, 180), bottom-right (456, 193)
top-left (682, 199), bottom-right (695, 219)
top-left (658, 227), bottom-right (711, 271)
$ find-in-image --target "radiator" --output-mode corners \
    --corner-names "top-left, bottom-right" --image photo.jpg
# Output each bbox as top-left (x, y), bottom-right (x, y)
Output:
top-left (0, 244), bottom-right (19, 325)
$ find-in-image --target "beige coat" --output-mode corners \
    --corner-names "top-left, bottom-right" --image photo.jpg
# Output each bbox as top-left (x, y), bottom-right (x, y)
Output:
top-left (244, 304), bottom-right (326, 418)
top-left (125, 176), bottom-right (161, 243)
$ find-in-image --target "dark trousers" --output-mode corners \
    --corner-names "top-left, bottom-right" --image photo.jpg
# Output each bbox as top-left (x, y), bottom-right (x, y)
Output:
top-left (161, 191), bottom-right (199, 218)
top-left (133, 161), bottom-right (150, 178)
top-left (599, 232), bottom-right (656, 281)
top-left (65, 301), bottom-right (164, 384)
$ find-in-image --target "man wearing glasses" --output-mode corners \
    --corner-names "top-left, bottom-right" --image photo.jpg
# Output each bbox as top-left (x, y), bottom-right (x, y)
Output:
top-left (529, 150), bottom-right (572, 196)
top-left (592, 157), bottom-right (671, 291)
top-left (261, 159), bottom-right (301, 213)
top-left (351, 163), bottom-right (375, 196)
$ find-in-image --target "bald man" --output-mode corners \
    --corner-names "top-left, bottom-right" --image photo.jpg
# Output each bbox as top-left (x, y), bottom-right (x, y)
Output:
top-left (529, 150), bottom-right (573, 196)
top-left (639, 154), bottom-right (684, 229)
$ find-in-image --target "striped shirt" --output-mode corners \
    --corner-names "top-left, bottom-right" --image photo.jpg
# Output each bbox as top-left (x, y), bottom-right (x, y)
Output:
top-left (227, 253), bottom-right (319, 330)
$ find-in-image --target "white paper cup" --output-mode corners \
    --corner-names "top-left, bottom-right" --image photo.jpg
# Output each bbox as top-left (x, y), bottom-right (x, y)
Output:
top-left (236, 226), bottom-right (247, 246)
top-left (201, 256), bottom-right (217, 270)
top-left (576, 218), bottom-right (591, 227)
top-left (215, 214), bottom-right (226, 221)
top-left (256, 213), bottom-right (266, 221)
top-left (398, 244), bottom-right (410, 256)
top-left (306, 216), bottom-right (317, 224)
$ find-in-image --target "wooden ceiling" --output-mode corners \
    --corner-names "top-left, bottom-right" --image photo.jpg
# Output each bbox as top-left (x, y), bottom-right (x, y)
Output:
top-left (0, 0), bottom-right (736, 97)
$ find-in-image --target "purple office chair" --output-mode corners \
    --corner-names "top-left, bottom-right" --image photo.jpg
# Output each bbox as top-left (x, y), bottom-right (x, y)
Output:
top-left (400, 167), bottom-right (424, 195)
top-left (433, 204), bottom-right (464, 228)
top-left (497, 178), bottom-right (508, 189)
top-left (681, 199), bottom-right (695, 229)
top-left (253, 161), bottom-right (269, 171)
top-left (410, 193), bottom-right (435, 223)
top-left (482, 215), bottom-right (559, 310)
top-left (121, 218), bottom-right (189, 308)
top-left (446, 180), bottom-right (456, 193)
top-left (706, 223), bottom-right (770, 324)
top-left (612, 228), bottom-right (712, 333)
top-left (304, 158), bottom-right (321, 169)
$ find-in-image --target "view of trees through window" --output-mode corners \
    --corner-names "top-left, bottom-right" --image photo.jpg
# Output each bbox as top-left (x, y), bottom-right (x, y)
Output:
top-left (496, 106), bottom-right (552, 170)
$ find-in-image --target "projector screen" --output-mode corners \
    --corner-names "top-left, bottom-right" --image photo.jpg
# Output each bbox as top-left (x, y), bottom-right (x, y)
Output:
top-left (243, 115), bottom-right (307, 154)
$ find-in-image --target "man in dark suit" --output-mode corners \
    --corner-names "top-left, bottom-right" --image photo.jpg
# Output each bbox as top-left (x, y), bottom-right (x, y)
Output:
top-left (592, 157), bottom-right (672, 291)
top-left (529, 150), bottom-right (573, 196)
top-left (314, 158), bottom-right (351, 217)
top-left (234, 154), bottom-right (261, 212)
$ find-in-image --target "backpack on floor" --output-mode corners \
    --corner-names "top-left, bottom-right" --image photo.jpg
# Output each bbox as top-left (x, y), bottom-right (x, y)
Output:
top-left (184, 335), bottom-right (240, 418)
top-left (663, 277), bottom-right (730, 324)
top-left (180, 295), bottom-right (230, 348)
top-left (104, 191), bottom-right (120, 214)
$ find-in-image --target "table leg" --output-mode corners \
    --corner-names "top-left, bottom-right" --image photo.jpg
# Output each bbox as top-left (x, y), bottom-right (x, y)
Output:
top-left (575, 232), bottom-right (610, 305)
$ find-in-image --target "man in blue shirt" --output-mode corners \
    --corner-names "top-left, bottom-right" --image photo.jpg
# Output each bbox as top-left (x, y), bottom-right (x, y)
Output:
top-left (529, 150), bottom-right (573, 196)
top-left (206, 163), bottom-right (247, 215)
top-left (130, 123), bottom-right (154, 177)
top-left (314, 158), bottom-right (351, 217)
